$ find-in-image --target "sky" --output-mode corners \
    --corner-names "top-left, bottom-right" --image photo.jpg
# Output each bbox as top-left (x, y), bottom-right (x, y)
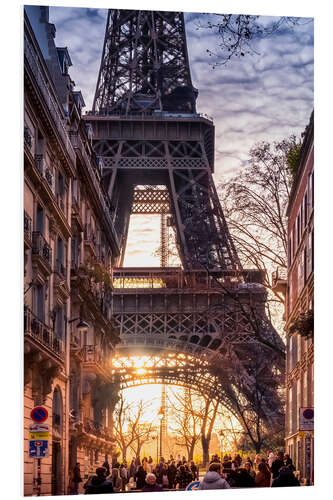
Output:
top-left (48, 6), bottom-right (314, 265)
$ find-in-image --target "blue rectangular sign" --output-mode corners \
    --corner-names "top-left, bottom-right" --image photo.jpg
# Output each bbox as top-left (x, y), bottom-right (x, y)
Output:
top-left (29, 439), bottom-right (49, 458)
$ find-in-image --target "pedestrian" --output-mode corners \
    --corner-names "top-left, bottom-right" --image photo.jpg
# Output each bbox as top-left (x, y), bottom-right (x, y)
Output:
top-left (267, 450), bottom-right (276, 468)
top-left (175, 465), bottom-right (192, 490)
top-left (129, 458), bottom-right (136, 479)
top-left (135, 465), bottom-right (147, 490)
top-left (271, 451), bottom-right (285, 479)
top-left (142, 473), bottom-right (163, 492)
top-left (222, 455), bottom-right (232, 471)
top-left (120, 463), bottom-right (128, 491)
top-left (190, 460), bottom-right (199, 481)
top-left (244, 462), bottom-right (256, 480)
top-left (199, 462), bottom-right (230, 490)
top-left (84, 467), bottom-right (114, 494)
top-left (110, 468), bottom-right (122, 492)
top-left (284, 454), bottom-right (296, 471)
top-left (254, 454), bottom-right (261, 471)
top-left (70, 462), bottom-right (82, 495)
top-left (255, 462), bottom-right (271, 487)
top-left (167, 461), bottom-right (177, 489)
top-left (102, 456), bottom-right (110, 477)
top-left (271, 466), bottom-right (300, 487)
top-left (234, 467), bottom-right (255, 488)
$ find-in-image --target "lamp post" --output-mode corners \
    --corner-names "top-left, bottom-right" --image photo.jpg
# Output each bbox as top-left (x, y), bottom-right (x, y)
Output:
top-left (158, 407), bottom-right (164, 462)
top-left (219, 430), bottom-right (224, 460)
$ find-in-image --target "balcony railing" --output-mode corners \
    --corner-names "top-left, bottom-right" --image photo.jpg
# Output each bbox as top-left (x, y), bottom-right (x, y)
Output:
top-left (44, 167), bottom-right (54, 189)
top-left (54, 259), bottom-right (66, 278)
top-left (24, 211), bottom-right (32, 241)
top-left (24, 306), bottom-right (64, 359)
top-left (83, 417), bottom-right (113, 441)
top-left (56, 193), bottom-right (65, 213)
top-left (32, 232), bottom-right (52, 267)
top-left (84, 224), bottom-right (96, 246)
top-left (24, 30), bottom-right (76, 167)
top-left (24, 125), bottom-right (33, 149)
top-left (83, 344), bottom-right (111, 374)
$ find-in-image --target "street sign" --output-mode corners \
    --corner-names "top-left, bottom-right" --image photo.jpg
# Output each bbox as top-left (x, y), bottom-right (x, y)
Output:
top-left (29, 431), bottom-right (50, 440)
top-left (30, 406), bottom-right (48, 423)
top-left (299, 407), bottom-right (314, 431)
top-left (29, 423), bottom-right (49, 433)
top-left (186, 481), bottom-right (201, 490)
top-left (29, 439), bottom-right (49, 458)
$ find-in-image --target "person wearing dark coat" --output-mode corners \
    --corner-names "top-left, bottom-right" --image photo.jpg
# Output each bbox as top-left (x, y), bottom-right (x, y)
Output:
top-left (84, 467), bottom-right (114, 494)
top-left (190, 461), bottom-right (199, 481)
top-left (135, 465), bottom-right (147, 490)
top-left (271, 452), bottom-right (285, 479)
top-left (284, 454), bottom-right (296, 471)
top-left (235, 468), bottom-right (255, 488)
top-left (102, 458), bottom-right (110, 477)
top-left (175, 465), bottom-right (192, 490)
top-left (71, 462), bottom-right (82, 494)
top-left (271, 467), bottom-right (300, 487)
top-left (167, 462), bottom-right (177, 489)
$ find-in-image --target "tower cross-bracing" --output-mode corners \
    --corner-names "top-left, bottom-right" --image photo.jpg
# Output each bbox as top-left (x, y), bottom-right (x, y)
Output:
top-left (85, 8), bottom-right (285, 428)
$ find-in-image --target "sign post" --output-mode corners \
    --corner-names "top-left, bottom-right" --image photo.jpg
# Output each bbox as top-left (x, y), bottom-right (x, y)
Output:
top-left (29, 406), bottom-right (49, 496)
top-left (299, 408), bottom-right (314, 486)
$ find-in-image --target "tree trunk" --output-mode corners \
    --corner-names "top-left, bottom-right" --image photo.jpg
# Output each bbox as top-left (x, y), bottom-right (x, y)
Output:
top-left (201, 435), bottom-right (210, 467)
top-left (188, 441), bottom-right (196, 462)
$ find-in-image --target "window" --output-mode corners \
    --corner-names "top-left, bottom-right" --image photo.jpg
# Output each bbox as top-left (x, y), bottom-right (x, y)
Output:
top-left (297, 214), bottom-right (300, 247)
top-left (304, 192), bottom-right (308, 225)
top-left (308, 230), bottom-right (314, 274)
top-left (308, 171), bottom-right (314, 211)
top-left (36, 204), bottom-right (44, 233)
top-left (34, 284), bottom-right (45, 321)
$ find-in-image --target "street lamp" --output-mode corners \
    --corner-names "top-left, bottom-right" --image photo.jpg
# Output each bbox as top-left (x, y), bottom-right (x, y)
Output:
top-left (158, 407), bottom-right (164, 462)
top-left (68, 318), bottom-right (90, 333)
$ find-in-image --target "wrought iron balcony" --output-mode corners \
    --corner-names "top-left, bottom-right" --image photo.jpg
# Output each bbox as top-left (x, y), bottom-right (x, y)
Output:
top-left (83, 345), bottom-right (112, 379)
top-left (54, 259), bottom-right (66, 278)
top-left (24, 306), bottom-right (64, 360)
top-left (56, 193), bottom-right (65, 213)
top-left (83, 417), bottom-right (113, 441)
top-left (44, 167), bottom-right (54, 189)
top-left (32, 232), bottom-right (52, 270)
top-left (35, 154), bottom-right (45, 175)
top-left (24, 211), bottom-right (32, 243)
top-left (24, 125), bottom-right (32, 149)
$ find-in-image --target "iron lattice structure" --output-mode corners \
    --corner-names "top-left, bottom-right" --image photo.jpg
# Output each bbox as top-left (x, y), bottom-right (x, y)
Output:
top-left (87, 9), bottom-right (285, 427)
top-left (93, 10), bottom-right (197, 115)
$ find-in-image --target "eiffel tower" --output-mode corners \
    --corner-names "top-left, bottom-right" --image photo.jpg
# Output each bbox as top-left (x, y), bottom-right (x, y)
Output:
top-left (85, 9), bottom-right (284, 425)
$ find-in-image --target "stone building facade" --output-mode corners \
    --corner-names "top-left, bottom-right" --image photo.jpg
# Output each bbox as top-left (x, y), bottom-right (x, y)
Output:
top-left (285, 112), bottom-right (314, 485)
top-left (24, 6), bottom-right (119, 495)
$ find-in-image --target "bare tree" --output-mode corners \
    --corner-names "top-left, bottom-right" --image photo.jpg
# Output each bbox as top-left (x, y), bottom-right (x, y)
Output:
top-left (113, 394), bottom-right (154, 462)
top-left (168, 388), bottom-right (201, 461)
top-left (218, 137), bottom-right (298, 307)
top-left (196, 15), bottom-right (312, 67)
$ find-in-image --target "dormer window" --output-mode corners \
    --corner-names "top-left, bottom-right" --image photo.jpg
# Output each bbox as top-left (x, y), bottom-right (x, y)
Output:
top-left (56, 47), bottom-right (72, 76)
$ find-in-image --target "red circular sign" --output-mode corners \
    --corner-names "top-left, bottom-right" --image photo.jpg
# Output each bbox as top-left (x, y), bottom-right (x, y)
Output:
top-left (303, 408), bottom-right (314, 420)
top-left (31, 406), bottom-right (48, 423)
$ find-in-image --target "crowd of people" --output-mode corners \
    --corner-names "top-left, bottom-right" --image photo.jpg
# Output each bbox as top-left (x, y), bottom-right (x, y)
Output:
top-left (70, 449), bottom-right (301, 494)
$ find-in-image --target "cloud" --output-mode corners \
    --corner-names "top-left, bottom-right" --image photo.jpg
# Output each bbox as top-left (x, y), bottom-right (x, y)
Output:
top-left (47, 7), bottom-right (313, 262)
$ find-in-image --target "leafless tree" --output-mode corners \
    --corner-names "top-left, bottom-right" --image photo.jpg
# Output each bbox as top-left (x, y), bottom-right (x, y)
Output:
top-left (196, 15), bottom-right (312, 67)
top-left (168, 388), bottom-right (201, 461)
top-left (113, 394), bottom-right (155, 462)
top-left (218, 137), bottom-right (298, 308)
